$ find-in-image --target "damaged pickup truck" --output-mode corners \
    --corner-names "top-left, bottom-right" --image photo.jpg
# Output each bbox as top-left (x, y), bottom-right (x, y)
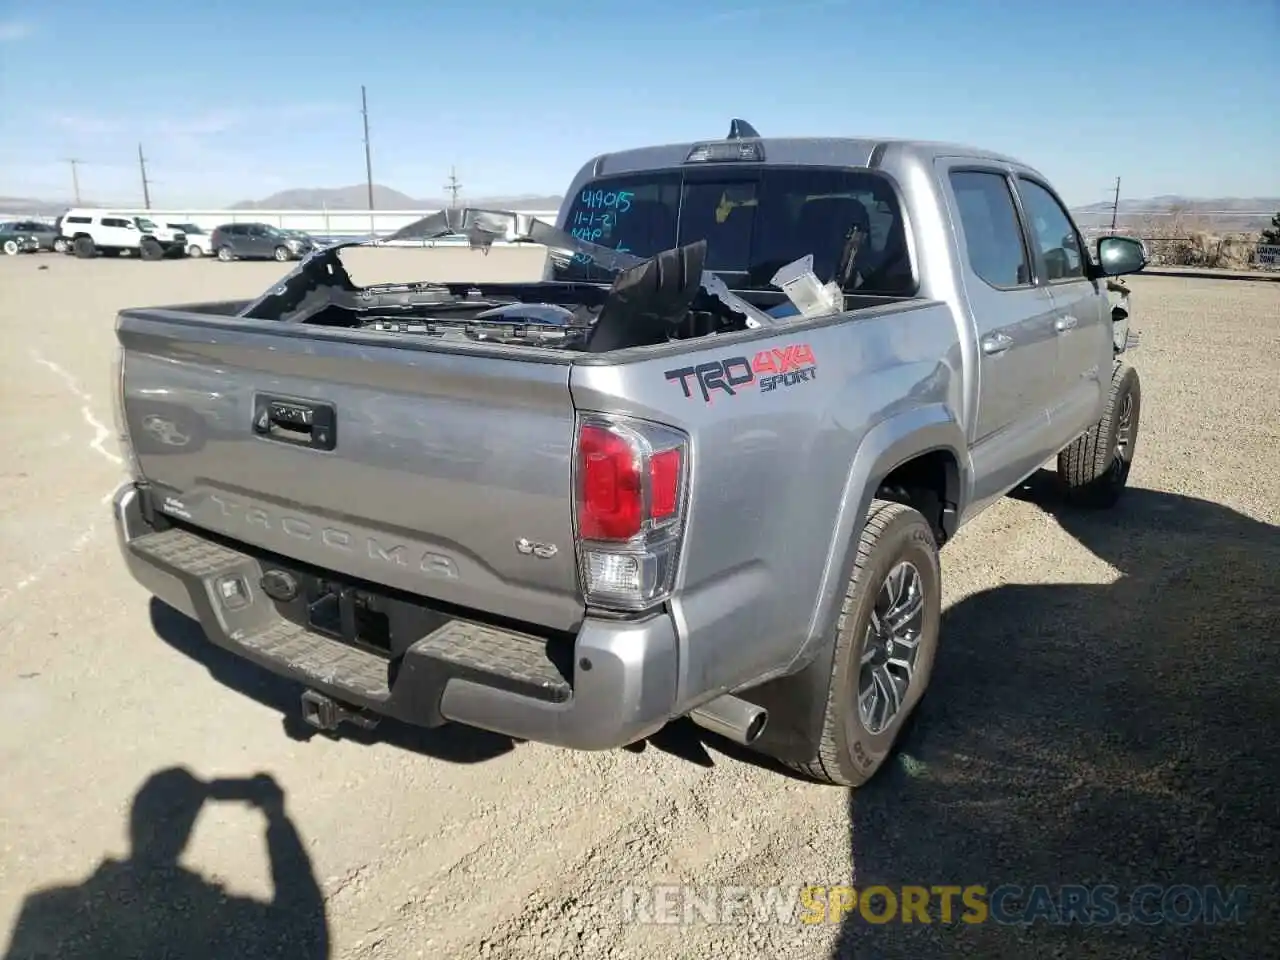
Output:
top-left (110, 122), bottom-right (1148, 786)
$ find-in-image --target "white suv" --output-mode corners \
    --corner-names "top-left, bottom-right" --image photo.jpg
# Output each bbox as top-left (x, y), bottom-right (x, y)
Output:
top-left (58, 209), bottom-right (187, 260)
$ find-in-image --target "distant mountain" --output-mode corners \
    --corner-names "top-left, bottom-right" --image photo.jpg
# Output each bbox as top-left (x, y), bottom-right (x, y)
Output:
top-left (0, 196), bottom-right (69, 216)
top-left (1073, 196), bottom-right (1280, 216)
top-left (1072, 196), bottom-right (1279, 234)
top-left (230, 184), bottom-right (419, 210)
top-left (229, 184), bottom-right (564, 211)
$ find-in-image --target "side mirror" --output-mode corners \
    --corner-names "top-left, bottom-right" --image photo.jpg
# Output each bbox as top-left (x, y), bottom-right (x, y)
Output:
top-left (1095, 235), bottom-right (1147, 277)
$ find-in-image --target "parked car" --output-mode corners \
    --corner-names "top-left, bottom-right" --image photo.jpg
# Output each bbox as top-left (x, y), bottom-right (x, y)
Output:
top-left (0, 219), bottom-right (59, 251)
top-left (58, 209), bottom-right (186, 260)
top-left (108, 123), bottom-right (1148, 787)
top-left (164, 222), bottom-right (213, 258)
top-left (0, 222), bottom-right (41, 255)
top-left (209, 223), bottom-right (314, 262)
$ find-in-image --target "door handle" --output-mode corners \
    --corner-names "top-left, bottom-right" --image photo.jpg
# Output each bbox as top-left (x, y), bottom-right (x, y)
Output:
top-left (1054, 315), bottom-right (1078, 333)
top-left (981, 333), bottom-right (1013, 355)
top-left (252, 395), bottom-right (337, 451)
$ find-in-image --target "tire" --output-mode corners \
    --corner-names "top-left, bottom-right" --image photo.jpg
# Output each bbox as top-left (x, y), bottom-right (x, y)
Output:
top-left (785, 499), bottom-right (942, 787)
top-left (1057, 362), bottom-right (1141, 508)
top-left (2, 240), bottom-right (18, 256)
top-left (216, 246), bottom-right (234, 262)
top-left (74, 236), bottom-right (97, 259)
top-left (53, 237), bottom-right (68, 254)
top-left (139, 238), bottom-right (163, 261)
top-left (273, 245), bottom-right (291, 262)
top-left (187, 244), bottom-right (204, 258)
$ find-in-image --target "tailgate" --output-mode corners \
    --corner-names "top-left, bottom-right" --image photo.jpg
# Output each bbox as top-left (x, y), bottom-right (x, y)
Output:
top-left (117, 311), bottom-right (584, 631)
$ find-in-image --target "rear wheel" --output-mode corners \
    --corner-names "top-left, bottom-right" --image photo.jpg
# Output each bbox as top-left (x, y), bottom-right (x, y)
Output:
top-left (74, 236), bottom-right (97, 259)
top-left (273, 245), bottom-right (291, 262)
top-left (2, 240), bottom-right (18, 256)
top-left (53, 237), bottom-right (69, 254)
top-left (140, 238), bottom-right (164, 261)
top-left (1057, 362), bottom-right (1141, 508)
top-left (187, 244), bottom-right (204, 258)
top-left (786, 499), bottom-right (942, 787)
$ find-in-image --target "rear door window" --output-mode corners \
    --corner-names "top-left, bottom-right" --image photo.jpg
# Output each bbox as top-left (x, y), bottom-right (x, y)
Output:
top-left (948, 170), bottom-right (1032, 289)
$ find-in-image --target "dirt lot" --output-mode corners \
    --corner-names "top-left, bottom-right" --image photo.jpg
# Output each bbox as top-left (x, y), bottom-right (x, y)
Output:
top-left (1, 251), bottom-right (1277, 959)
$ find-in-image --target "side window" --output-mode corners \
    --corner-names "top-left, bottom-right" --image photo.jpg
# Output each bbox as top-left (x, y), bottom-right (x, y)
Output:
top-left (67, 216), bottom-right (91, 225)
top-left (1017, 178), bottom-right (1084, 281)
top-left (949, 170), bottom-right (1031, 289)
top-left (102, 218), bottom-right (127, 228)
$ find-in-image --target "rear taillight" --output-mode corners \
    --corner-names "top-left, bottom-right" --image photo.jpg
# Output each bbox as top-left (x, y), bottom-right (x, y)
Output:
top-left (111, 342), bottom-right (141, 481)
top-left (574, 414), bottom-right (689, 611)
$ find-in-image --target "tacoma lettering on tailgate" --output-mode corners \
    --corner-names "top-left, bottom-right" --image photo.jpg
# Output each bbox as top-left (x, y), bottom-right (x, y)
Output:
top-left (202, 494), bottom-right (459, 579)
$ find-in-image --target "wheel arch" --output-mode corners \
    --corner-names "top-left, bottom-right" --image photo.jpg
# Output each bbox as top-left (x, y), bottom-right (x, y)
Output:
top-left (740, 405), bottom-right (967, 765)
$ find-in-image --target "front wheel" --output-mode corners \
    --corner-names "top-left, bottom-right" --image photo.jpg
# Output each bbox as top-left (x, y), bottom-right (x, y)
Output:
top-left (786, 499), bottom-right (942, 787)
top-left (74, 236), bottom-right (96, 259)
top-left (1057, 362), bottom-right (1141, 508)
top-left (2, 240), bottom-right (18, 256)
top-left (139, 238), bottom-right (164, 261)
top-left (216, 246), bottom-right (234, 262)
top-left (273, 245), bottom-right (291, 262)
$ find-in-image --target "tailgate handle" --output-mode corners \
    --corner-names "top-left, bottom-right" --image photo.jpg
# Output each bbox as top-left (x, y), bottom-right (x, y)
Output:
top-left (253, 395), bottom-right (337, 451)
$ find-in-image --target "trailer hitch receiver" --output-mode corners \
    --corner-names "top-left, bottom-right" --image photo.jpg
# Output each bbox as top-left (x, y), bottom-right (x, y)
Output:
top-left (300, 689), bottom-right (380, 732)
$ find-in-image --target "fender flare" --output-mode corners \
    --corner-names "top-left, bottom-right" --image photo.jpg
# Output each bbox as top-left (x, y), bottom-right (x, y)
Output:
top-left (743, 404), bottom-right (970, 763)
top-left (798, 403), bottom-right (969, 667)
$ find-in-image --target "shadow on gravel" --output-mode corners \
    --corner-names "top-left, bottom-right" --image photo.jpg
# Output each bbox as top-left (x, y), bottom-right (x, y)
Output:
top-left (149, 599), bottom-right (516, 764)
top-left (3, 767), bottom-right (328, 959)
top-left (833, 475), bottom-right (1280, 959)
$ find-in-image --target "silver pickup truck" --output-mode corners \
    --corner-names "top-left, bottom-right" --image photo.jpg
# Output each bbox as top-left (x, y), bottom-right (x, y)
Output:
top-left (110, 123), bottom-right (1147, 786)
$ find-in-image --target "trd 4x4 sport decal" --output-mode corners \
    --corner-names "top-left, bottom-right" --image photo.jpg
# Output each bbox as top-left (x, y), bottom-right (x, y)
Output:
top-left (664, 344), bottom-right (818, 403)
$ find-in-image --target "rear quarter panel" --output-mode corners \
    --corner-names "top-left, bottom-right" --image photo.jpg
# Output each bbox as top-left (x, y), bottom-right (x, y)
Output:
top-left (569, 300), bottom-right (969, 710)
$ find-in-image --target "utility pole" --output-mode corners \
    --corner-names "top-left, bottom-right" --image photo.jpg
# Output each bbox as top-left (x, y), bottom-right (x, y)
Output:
top-left (138, 143), bottom-right (153, 209)
top-left (444, 166), bottom-right (462, 208)
top-left (65, 159), bottom-right (83, 204)
top-left (361, 85), bottom-right (374, 210)
top-left (1109, 177), bottom-right (1121, 234)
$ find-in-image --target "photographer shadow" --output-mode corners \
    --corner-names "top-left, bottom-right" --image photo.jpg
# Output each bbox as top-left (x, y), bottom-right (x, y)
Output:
top-left (3, 768), bottom-right (328, 960)
top-left (833, 474), bottom-right (1280, 958)
top-left (149, 599), bottom-right (516, 764)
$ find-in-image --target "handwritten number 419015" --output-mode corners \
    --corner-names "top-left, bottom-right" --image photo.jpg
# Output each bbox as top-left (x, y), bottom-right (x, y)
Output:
top-left (579, 189), bottom-right (635, 213)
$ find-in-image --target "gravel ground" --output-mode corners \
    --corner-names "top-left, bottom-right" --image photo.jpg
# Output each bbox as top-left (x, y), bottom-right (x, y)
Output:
top-left (0, 251), bottom-right (1276, 960)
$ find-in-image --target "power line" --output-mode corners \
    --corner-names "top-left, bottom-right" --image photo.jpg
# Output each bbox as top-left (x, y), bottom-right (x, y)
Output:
top-left (65, 158), bottom-right (83, 204)
top-left (138, 143), bottom-right (153, 210)
top-left (1109, 177), bottom-right (1121, 234)
top-left (361, 85), bottom-right (374, 211)
top-left (444, 166), bottom-right (462, 208)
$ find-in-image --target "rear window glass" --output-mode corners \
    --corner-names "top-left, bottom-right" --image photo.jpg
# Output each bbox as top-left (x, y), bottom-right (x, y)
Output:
top-left (556, 166), bottom-right (914, 295)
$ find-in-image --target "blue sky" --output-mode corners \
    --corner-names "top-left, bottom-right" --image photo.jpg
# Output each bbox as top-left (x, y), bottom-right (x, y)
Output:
top-left (1, 0), bottom-right (1276, 208)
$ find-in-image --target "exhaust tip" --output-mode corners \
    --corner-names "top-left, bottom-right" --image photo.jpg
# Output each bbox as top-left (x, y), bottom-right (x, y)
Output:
top-left (688, 693), bottom-right (768, 747)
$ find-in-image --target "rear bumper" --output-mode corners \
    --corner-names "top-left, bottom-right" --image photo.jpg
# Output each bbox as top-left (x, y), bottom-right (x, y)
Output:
top-left (112, 481), bottom-right (679, 750)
